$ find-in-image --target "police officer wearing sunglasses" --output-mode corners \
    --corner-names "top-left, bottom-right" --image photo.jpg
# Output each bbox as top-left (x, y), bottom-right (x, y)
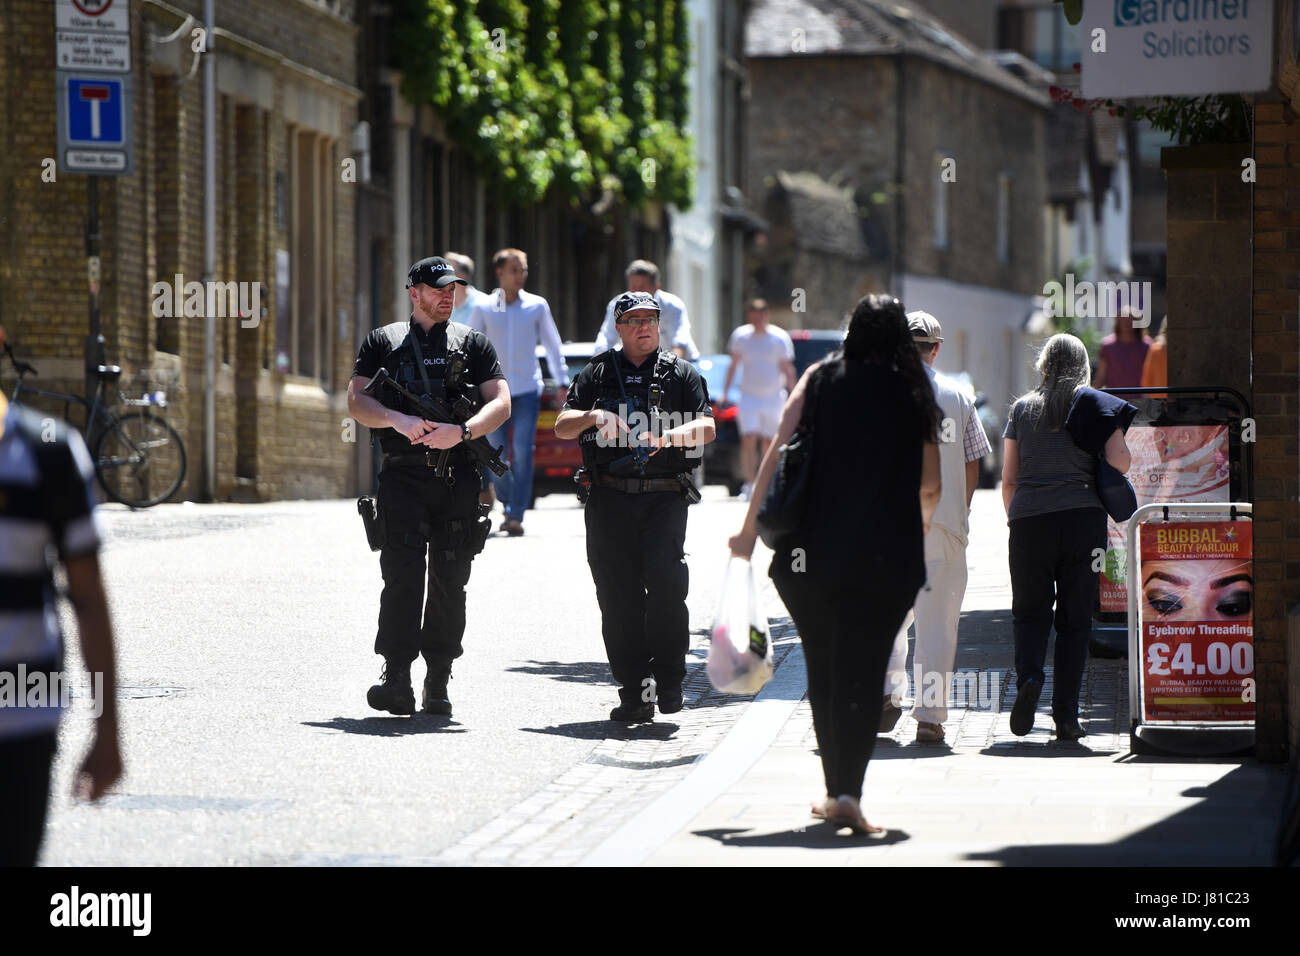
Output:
top-left (555, 291), bottom-right (716, 721)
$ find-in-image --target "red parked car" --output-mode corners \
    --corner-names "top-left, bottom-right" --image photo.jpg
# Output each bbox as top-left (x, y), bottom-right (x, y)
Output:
top-left (531, 342), bottom-right (598, 503)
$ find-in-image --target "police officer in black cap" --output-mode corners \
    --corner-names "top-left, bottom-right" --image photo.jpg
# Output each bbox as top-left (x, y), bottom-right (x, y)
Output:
top-left (554, 291), bottom-right (716, 721)
top-left (347, 257), bottom-right (511, 715)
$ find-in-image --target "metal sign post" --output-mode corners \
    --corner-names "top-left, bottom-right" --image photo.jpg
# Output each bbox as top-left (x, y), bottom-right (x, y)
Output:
top-left (54, 0), bottom-right (133, 403)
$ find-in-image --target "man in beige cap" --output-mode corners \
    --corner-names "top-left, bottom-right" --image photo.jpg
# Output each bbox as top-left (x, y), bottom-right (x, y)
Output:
top-left (881, 311), bottom-right (991, 743)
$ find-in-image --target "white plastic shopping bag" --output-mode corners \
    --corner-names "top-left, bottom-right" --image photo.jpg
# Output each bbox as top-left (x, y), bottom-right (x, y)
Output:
top-left (707, 557), bottom-right (775, 695)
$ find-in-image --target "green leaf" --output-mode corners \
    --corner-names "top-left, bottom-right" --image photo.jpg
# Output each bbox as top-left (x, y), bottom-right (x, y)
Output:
top-left (1058, 0), bottom-right (1083, 25)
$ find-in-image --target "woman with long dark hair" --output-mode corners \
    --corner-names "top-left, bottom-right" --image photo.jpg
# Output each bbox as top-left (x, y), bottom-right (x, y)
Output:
top-left (729, 294), bottom-right (941, 833)
top-left (1002, 333), bottom-right (1131, 740)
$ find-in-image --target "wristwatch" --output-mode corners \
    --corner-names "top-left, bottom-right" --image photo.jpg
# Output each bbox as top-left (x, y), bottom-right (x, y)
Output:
top-left (460, 423), bottom-right (472, 442)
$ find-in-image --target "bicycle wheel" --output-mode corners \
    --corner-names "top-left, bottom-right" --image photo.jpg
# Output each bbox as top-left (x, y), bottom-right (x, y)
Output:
top-left (92, 410), bottom-right (187, 508)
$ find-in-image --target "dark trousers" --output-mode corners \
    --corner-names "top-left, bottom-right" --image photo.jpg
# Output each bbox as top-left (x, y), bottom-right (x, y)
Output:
top-left (773, 566), bottom-right (917, 800)
top-left (0, 730), bottom-right (58, 866)
top-left (585, 486), bottom-right (689, 704)
top-left (1008, 507), bottom-right (1107, 722)
top-left (375, 460), bottom-right (480, 666)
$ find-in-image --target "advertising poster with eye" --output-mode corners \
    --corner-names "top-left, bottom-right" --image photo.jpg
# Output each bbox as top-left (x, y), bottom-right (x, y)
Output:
top-left (1139, 521), bottom-right (1253, 723)
top-left (1098, 425), bottom-right (1231, 613)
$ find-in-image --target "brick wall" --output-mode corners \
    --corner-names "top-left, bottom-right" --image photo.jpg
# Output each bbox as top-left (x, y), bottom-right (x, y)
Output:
top-left (745, 53), bottom-right (1047, 319)
top-left (1, 0), bottom-right (360, 502)
top-left (901, 58), bottom-right (1047, 296)
top-left (1161, 144), bottom-right (1252, 401)
top-left (1251, 99), bottom-right (1300, 762)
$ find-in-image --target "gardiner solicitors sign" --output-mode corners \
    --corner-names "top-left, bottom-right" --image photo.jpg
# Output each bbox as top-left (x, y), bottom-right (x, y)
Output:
top-left (1081, 0), bottom-right (1275, 97)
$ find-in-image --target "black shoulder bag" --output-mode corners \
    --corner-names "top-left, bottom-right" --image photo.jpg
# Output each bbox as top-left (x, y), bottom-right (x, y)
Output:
top-left (755, 368), bottom-right (820, 549)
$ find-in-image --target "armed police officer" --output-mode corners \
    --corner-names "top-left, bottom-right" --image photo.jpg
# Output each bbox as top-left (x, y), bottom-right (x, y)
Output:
top-left (555, 291), bottom-right (715, 722)
top-left (347, 257), bottom-right (511, 716)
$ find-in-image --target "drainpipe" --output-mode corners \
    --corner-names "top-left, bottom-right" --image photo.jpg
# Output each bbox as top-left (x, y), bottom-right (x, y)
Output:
top-left (202, 0), bottom-right (216, 500)
top-left (893, 54), bottom-right (907, 299)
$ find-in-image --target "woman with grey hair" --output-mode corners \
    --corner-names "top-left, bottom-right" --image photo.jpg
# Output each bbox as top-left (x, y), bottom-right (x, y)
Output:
top-left (1001, 333), bottom-right (1131, 741)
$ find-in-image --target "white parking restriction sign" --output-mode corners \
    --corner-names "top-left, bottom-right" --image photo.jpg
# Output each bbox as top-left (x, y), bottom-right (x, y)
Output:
top-left (55, 0), bottom-right (130, 33)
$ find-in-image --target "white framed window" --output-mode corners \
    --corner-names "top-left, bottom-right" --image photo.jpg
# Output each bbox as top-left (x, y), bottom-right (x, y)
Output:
top-left (276, 125), bottom-right (335, 384)
top-left (934, 150), bottom-right (952, 250)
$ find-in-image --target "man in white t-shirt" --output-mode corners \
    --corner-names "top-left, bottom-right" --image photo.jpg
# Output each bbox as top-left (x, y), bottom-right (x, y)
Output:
top-left (722, 299), bottom-right (795, 498)
top-left (594, 259), bottom-right (699, 361)
top-left (881, 311), bottom-right (991, 743)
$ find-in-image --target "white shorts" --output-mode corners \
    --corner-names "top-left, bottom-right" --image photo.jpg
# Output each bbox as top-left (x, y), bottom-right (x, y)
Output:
top-left (737, 392), bottom-right (785, 437)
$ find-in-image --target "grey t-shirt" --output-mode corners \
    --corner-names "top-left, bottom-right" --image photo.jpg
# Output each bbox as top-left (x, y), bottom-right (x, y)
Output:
top-left (1003, 398), bottom-right (1102, 522)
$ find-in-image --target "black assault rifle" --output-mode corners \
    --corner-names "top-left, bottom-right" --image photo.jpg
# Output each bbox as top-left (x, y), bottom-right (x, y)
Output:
top-left (364, 366), bottom-right (509, 478)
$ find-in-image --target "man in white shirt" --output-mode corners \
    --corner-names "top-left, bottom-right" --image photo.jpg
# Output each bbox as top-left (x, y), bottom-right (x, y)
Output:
top-left (445, 252), bottom-right (497, 510)
top-left (594, 260), bottom-right (699, 361)
top-left (881, 311), bottom-right (991, 743)
top-left (465, 248), bottom-right (568, 536)
top-left (722, 299), bottom-right (795, 498)
top-left (445, 251), bottom-right (491, 324)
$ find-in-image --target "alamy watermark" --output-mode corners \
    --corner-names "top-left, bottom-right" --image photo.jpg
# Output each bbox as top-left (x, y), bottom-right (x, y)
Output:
top-left (151, 273), bottom-right (261, 328)
top-left (887, 668), bottom-right (1004, 713)
top-left (592, 406), bottom-right (708, 459)
top-left (0, 665), bottom-right (104, 717)
top-left (1042, 274), bottom-right (1153, 327)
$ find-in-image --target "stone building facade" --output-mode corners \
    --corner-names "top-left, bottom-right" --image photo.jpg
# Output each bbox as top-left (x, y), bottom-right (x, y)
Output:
top-left (744, 0), bottom-right (1049, 410)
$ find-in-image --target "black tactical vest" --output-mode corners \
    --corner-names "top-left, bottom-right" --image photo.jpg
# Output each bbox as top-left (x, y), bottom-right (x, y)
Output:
top-left (371, 319), bottom-right (480, 455)
top-left (579, 350), bottom-right (694, 477)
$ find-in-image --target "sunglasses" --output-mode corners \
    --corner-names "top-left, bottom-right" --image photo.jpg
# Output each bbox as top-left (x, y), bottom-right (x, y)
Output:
top-left (617, 317), bottom-right (660, 328)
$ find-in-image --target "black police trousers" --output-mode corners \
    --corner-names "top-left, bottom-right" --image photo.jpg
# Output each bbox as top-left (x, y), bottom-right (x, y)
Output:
top-left (375, 459), bottom-right (480, 667)
top-left (584, 485), bottom-right (690, 705)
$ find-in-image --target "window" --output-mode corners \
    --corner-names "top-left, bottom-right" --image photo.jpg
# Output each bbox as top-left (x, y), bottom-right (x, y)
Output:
top-left (152, 73), bottom-right (180, 355)
top-left (998, 4), bottom-right (1084, 71)
top-left (934, 150), bottom-right (951, 250)
top-left (996, 173), bottom-right (1011, 264)
top-left (275, 126), bottom-right (335, 384)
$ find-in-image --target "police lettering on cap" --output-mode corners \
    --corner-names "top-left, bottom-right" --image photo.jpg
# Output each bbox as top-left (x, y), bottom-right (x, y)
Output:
top-left (907, 310), bottom-right (943, 344)
top-left (613, 291), bottom-right (660, 322)
top-left (406, 256), bottom-right (467, 290)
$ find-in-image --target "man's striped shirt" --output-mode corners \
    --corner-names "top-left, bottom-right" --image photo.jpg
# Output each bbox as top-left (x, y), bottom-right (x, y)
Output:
top-left (0, 401), bottom-right (101, 738)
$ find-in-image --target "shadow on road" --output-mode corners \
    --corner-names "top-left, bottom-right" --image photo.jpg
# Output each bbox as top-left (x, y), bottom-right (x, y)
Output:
top-left (505, 660), bottom-right (614, 685)
top-left (521, 719), bottom-right (681, 741)
top-left (977, 741), bottom-right (1118, 758)
top-left (691, 824), bottom-right (912, 849)
top-left (301, 716), bottom-right (467, 736)
top-left (964, 763), bottom-right (1285, 866)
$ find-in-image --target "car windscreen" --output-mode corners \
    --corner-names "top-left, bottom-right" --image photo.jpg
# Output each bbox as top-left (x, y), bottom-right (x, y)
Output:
top-left (792, 337), bottom-right (842, 377)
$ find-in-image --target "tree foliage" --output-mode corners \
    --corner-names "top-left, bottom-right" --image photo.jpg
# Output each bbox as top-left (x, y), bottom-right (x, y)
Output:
top-left (395, 0), bottom-right (694, 209)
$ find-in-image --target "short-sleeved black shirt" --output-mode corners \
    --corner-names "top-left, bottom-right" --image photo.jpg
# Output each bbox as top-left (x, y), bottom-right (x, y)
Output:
top-left (353, 318), bottom-right (504, 385)
top-left (563, 348), bottom-right (712, 477)
top-left (353, 318), bottom-right (504, 451)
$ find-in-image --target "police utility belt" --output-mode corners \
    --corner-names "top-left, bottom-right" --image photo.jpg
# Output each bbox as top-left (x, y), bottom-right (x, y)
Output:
top-left (592, 473), bottom-right (689, 495)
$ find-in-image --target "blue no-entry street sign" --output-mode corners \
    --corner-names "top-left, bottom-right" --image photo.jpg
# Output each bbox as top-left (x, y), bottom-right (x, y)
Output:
top-left (56, 71), bottom-right (134, 174)
top-left (67, 77), bottom-right (124, 144)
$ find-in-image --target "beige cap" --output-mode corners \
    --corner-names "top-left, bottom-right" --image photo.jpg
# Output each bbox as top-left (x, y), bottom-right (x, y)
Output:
top-left (907, 310), bottom-right (943, 343)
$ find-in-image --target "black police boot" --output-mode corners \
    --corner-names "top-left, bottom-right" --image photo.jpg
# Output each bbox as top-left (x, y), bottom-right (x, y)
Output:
top-left (655, 679), bottom-right (684, 715)
top-left (610, 685), bottom-right (654, 723)
top-left (367, 660), bottom-right (415, 716)
top-left (422, 659), bottom-right (453, 716)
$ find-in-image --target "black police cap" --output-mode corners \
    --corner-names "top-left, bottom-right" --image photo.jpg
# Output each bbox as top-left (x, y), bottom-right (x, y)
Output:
top-left (406, 256), bottom-right (467, 289)
top-left (613, 290), bottom-right (660, 321)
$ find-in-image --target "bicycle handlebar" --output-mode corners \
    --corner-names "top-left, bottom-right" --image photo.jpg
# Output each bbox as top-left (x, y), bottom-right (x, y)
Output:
top-left (3, 343), bottom-right (37, 377)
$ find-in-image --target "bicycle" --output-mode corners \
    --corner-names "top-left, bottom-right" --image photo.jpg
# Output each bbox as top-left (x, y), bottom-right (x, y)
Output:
top-left (4, 343), bottom-right (188, 508)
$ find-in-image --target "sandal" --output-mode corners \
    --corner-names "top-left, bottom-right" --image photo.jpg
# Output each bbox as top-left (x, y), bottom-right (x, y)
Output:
top-left (915, 721), bottom-right (945, 743)
top-left (810, 795), bottom-right (884, 834)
